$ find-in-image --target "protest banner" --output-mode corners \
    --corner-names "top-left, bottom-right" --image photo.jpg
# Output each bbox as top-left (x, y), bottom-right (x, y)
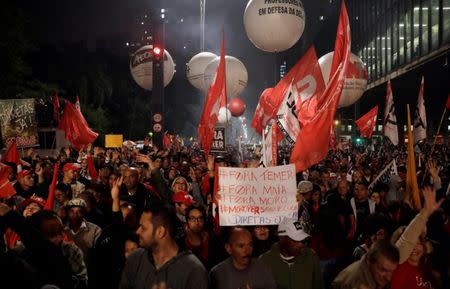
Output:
top-left (211, 126), bottom-right (226, 152)
top-left (105, 134), bottom-right (123, 148)
top-left (0, 99), bottom-right (39, 148)
top-left (218, 164), bottom-right (298, 226)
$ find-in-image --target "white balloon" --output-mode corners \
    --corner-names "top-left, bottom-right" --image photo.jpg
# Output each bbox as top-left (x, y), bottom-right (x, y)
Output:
top-left (244, 0), bottom-right (306, 52)
top-left (130, 45), bottom-right (175, 91)
top-left (318, 52), bottom-right (368, 108)
top-left (217, 107), bottom-right (232, 125)
top-left (186, 52), bottom-right (217, 90)
top-left (203, 56), bottom-right (248, 97)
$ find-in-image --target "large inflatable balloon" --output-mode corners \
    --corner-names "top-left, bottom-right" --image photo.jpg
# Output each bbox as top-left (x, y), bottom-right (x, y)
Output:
top-left (186, 52), bottom-right (217, 90)
top-left (228, 98), bottom-right (246, 117)
top-left (217, 107), bottom-right (232, 125)
top-left (130, 45), bottom-right (175, 91)
top-left (203, 56), bottom-right (248, 97)
top-left (318, 52), bottom-right (368, 108)
top-left (244, 0), bottom-right (306, 52)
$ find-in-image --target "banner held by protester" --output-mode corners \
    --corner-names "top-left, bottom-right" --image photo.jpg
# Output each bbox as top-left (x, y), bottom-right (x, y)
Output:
top-left (217, 164), bottom-right (297, 226)
top-left (0, 99), bottom-right (39, 148)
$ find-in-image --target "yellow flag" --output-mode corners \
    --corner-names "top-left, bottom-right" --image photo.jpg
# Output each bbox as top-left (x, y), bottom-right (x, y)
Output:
top-left (404, 104), bottom-right (421, 210)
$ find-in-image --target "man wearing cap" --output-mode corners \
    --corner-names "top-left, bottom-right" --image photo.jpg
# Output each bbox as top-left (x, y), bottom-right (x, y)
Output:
top-left (260, 218), bottom-right (324, 289)
top-left (4, 195), bottom-right (47, 249)
top-left (172, 190), bottom-right (195, 224)
top-left (210, 227), bottom-right (276, 289)
top-left (14, 167), bottom-right (47, 199)
top-left (60, 162), bottom-right (85, 199)
top-left (65, 198), bottom-right (102, 271)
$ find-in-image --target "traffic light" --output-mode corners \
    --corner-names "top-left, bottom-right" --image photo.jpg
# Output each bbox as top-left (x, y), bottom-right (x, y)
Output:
top-left (356, 138), bottom-right (362, 143)
top-left (153, 46), bottom-right (162, 58)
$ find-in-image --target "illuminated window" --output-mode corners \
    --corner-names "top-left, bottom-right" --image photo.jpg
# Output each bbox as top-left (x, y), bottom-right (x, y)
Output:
top-left (348, 125), bottom-right (352, 132)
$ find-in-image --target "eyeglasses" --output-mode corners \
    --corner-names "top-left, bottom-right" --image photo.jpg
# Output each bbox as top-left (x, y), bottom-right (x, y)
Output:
top-left (188, 216), bottom-right (204, 222)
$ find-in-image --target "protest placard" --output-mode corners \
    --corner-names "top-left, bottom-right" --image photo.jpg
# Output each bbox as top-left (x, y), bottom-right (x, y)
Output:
top-left (0, 99), bottom-right (39, 148)
top-left (211, 127), bottom-right (226, 152)
top-left (218, 164), bottom-right (298, 226)
top-left (105, 134), bottom-right (123, 148)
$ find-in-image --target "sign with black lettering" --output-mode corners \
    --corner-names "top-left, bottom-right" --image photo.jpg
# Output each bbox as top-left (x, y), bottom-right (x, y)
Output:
top-left (211, 127), bottom-right (226, 152)
top-left (0, 99), bottom-right (39, 148)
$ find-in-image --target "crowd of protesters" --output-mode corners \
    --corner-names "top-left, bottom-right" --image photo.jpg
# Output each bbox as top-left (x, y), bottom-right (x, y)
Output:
top-left (0, 138), bottom-right (449, 289)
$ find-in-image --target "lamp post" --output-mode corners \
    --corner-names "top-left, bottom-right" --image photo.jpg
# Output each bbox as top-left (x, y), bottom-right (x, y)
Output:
top-left (151, 8), bottom-right (166, 148)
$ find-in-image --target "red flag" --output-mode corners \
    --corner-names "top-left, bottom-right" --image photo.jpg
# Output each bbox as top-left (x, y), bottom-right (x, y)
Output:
top-left (290, 0), bottom-right (351, 172)
top-left (355, 106), bottom-right (378, 139)
top-left (53, 94), bottom-right (60, 122)
top-left (446, 95), bottom-right (450, 109)
top-left (330, 127), bottom-right (337, 151)
top-left (75, 95), bottom-right (81, 111)
top-left (198, 32), bottom-right (227, 158)
top-left (0, 163), bottom-right (15, 199)
top-left (251, 87), bottom-right (274, 135)
top-left (163, 132), bottom-right (171, 149)
top-left (294, 46), bottom-right (326, 128)
top-left (1, 139), bottom-right (20, 165)
top-left (44, 163), bottom-right (59, 210)
top-left (58, 102), bottom-right (98, 150)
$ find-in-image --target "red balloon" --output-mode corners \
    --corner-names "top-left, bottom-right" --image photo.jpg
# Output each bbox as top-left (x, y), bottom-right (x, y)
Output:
top-left (228, 98), bottom-right (246, 117)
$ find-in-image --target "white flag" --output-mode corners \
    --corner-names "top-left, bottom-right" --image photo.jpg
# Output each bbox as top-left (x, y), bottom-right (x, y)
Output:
top-left (383, 80), bottom-right (399, 145)
top-left (413, 77), bottom-right (427, 145)
top-left (276, 82), bottom-right (300, 145)
top-left (261, 121), bottom-right (278, 167)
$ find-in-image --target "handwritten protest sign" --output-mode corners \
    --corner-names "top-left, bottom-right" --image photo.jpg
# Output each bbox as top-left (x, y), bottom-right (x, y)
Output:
top-left (0, 99), bottom-right (39, 148)
top-left (218, 164), bottom-right (298, 226)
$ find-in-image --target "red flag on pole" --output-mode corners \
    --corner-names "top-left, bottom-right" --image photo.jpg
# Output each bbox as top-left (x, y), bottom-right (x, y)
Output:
top-left (198, 32), bottom-right (227, 158)
top-left (53, 94), bottom-right (60, 123)
top-left (1, 139), bottom-right (20, 165)
top-left (251, 87), bottom-right (274, 135)
top-left (0, 163), bottom-right (15, 199)
top-left (355, 106), bottom-right (379, 139)
top-left (44, 163), bottom-right (59, 210)
top-left (75, 95), bottom-right (81, 111)
top-left (58, 102), bottom-right (98, 150)
top-left (290, 46), bottom-right (326, 128)
top-left (290, 0), bottom-right (351, 172)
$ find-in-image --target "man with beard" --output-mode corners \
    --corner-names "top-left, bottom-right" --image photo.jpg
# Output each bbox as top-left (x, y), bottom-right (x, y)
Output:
top-left (119, 204), bottom-right (208, 289)
top-left (209, 227), bottom-right (276, 289)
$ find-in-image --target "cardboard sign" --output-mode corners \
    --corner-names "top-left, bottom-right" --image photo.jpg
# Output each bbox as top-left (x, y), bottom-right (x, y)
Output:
top-left (218, 164), bottom-right (298, 226)
top-left (211, 127), bottom-right (226, 152)
top-left (105, 134), bottom-right (123, 148)
top-left (0, 99), bottom-right (39, 148)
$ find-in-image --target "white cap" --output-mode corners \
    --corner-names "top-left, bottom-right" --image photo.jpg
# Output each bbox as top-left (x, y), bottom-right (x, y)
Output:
top-left (277, 218), bottom-right (310, 242)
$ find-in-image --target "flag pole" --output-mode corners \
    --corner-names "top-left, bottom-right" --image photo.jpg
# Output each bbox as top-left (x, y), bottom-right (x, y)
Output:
top-left (429, 105), bottom-right (447, 156)
top-left (420, 105), bottom-right (447, 186)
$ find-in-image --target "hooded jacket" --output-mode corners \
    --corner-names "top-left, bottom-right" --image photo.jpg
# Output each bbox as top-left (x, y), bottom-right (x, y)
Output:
top-left (119, 248), bottom-right (208, 289)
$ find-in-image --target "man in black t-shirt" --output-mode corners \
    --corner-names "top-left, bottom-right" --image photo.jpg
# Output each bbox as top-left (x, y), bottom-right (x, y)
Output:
top-left (346, 182), bottom-right (377, 241)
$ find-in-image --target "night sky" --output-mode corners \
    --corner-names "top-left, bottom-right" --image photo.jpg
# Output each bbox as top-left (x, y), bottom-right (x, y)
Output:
top-left (15, 0), bottom-right (450, 138)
